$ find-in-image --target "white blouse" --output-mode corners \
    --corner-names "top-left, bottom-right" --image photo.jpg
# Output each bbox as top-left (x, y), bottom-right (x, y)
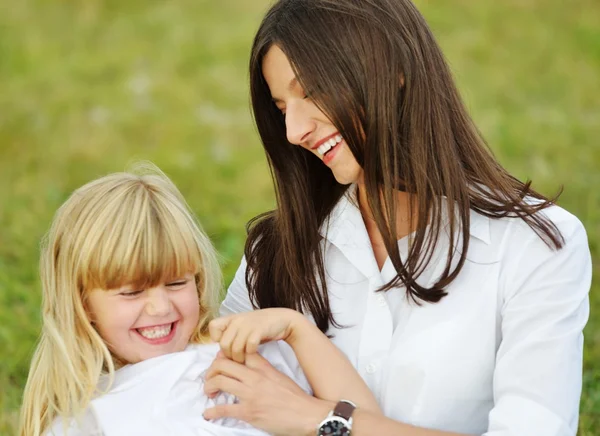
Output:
top-left (221, 188), bottom-right (591, 436)
top-left (47, 342), bottom-right (311, 436)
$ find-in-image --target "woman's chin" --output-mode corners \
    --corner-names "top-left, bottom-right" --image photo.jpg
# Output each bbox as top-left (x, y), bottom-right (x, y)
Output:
top-left (331, 169), bottom-right (362, 186)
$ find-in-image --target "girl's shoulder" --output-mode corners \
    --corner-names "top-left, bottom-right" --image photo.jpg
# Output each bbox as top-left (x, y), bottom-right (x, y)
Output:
top-left (48, 344), bottom-right (283, 435)
top-left (86, 344), bottom-right (219, 434)
top-left (98, 343), bottom-right (220, 393)
top-left (45, 408), bottom-right (103, 436)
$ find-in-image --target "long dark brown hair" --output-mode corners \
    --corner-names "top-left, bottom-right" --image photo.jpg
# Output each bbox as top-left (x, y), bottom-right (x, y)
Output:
top-left (245, 0), bottom-right (563, 333)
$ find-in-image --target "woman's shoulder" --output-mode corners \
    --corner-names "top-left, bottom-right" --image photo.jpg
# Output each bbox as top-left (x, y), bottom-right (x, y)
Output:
top-left (484, 200), bottom-right (587, 251)
top-left (465, 201), bottom-right (590, 292)
top-left (471, 201), bottom-right (591, 301)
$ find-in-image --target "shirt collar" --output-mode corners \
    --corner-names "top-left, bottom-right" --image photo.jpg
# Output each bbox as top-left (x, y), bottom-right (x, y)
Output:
top-left (468, 208), bottom-right (491, 244)
top-left (320, 184), bottom-right (491, 246)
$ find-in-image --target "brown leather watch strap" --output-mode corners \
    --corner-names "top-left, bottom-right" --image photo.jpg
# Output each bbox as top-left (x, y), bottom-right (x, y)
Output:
top-left (333, 400), bottom-right (356, 421)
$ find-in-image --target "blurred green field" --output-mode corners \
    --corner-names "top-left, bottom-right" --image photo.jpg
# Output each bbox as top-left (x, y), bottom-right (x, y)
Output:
top-left (0, 0), bottom-right (598, 434)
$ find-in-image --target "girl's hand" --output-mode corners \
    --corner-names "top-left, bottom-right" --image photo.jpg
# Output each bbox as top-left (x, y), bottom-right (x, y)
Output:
top-left (203, 352), bottom-right (332, 436)
top-left (209, 308), bottom-right (304, 363)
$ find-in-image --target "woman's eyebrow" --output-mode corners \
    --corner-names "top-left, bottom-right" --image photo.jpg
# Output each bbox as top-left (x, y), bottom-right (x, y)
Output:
top-left (272, 77), bottom-right (300, 104)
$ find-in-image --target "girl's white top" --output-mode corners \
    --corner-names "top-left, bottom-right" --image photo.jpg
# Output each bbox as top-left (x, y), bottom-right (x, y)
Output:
top-left (47, 342), bottom-right (311, 436)
top-left (222, 186), bottom-right (592, 436)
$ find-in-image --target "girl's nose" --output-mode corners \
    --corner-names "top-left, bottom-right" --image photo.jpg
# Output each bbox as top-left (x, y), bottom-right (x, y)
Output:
top-left (145, 287), bottom-right (171, 317)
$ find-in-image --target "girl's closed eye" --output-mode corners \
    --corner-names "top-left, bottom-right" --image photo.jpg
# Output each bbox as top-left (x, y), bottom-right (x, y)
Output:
top-left (166, 279), bottom-right (188, 289)
top-left (120, 289), bottom-right (144, 297)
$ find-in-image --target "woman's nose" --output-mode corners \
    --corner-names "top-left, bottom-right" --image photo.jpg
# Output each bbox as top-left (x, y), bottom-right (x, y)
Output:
top-left (285, 102), bottom-right (316, 146)
top-left (145, 287), bottom-right (171, 316)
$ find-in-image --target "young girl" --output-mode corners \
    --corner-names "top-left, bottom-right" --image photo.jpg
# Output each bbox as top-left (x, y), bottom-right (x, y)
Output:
top-left (19, 164), bottom-right (380, 436)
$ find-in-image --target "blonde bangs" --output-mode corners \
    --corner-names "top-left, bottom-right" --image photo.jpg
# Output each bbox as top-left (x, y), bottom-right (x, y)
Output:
top-left (76, 179), bottom-right (205, 293)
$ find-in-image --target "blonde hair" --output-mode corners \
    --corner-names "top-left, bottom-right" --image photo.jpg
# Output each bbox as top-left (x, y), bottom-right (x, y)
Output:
top-left (19, 163), bottom-right (222, 436)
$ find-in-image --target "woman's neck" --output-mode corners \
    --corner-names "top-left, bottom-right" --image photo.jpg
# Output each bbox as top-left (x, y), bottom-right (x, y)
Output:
top-left (356, 182), bottom-right (416, 241)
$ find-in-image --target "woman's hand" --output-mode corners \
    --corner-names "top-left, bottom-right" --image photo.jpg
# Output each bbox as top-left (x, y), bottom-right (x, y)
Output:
top-left (209, 308), bottom-right (303, 363)
top-left (203, 352), bottom-right (332, 436)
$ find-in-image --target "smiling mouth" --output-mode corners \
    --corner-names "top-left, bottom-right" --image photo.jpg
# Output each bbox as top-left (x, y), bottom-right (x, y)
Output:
top-left (136, 322), bottom-right (175, 340)
top-left (316, 134), bottom-right (343, 157)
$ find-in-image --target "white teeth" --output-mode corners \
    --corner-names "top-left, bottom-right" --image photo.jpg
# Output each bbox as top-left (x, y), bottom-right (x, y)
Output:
top-left (316, 135), bottom-right (343, 157)
top-left (137, 323), bottom-right (172, 339)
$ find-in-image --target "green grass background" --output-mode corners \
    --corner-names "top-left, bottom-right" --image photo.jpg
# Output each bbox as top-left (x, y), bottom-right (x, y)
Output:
top-left (0, 0), bottom-right (598, 434)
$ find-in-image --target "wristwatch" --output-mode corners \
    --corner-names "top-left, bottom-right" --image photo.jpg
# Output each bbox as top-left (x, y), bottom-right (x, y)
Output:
top-left (316, 400), bottom-right (356, 436)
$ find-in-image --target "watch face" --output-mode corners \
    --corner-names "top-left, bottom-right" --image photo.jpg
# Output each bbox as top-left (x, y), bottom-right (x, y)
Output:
top-left (318, 419), bottom-right (350, 436)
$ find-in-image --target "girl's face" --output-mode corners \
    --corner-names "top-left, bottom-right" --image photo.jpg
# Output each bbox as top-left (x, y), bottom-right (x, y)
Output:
top-left (262, 45), bottom-right (363, 185)
top-left (86, 273), bottom-right (200, 364)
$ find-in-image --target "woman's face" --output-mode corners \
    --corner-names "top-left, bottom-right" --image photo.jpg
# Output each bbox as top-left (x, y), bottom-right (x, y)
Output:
top-left (262, 45), bottom-right (363, 185)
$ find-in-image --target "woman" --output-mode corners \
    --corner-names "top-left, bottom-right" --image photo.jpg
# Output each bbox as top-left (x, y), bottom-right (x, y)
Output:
top-left (204, 0), bottom-right (592, 435)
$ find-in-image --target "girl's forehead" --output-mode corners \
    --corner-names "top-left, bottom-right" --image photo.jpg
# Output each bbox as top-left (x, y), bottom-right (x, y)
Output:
top-left (83, 260), bottom-right (199, 293)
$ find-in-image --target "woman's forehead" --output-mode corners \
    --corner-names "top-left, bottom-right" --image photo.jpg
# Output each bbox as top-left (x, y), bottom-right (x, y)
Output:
top-left (262, 45), bottom-right (300, 100)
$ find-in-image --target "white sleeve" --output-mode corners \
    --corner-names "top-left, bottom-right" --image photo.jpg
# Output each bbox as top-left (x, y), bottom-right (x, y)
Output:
top-left (485, 213), bottom-right (591, 435)
top-left (220, 256), bottom-right (255, 316)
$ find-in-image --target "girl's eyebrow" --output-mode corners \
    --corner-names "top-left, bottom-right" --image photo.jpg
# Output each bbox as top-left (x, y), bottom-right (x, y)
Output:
top-left (272, 77), bottom-right (300, 104)
top-left (113, 283), bottom-right (136, 292)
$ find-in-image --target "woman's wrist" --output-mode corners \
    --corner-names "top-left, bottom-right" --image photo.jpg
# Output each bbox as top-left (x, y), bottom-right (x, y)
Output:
top-left (286, 309), bottom-right (317, 347)
top-left (301, 398), bottom-right (335, 436)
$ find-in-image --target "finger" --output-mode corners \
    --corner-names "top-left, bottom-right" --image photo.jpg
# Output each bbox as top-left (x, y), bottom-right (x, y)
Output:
top-left (244, 353), bottom-right (282, 382)
top-left (218, 318), bottom-right (241, 360)
top-left (231, 326), bottom-right (253, 364)
top-left (245, 331), bottom-right (262, 355)
top-left (205, 357), bottom-right (258, 384)
top-left (203, 403), bottom-right (244, 421)
top-left (203, 374), bottom-right (246, 398)
top-left (244, 353), bottom-right (306, 395)
top-left (208, 317), bottom-right (230, 343)
top-left (244, 351), bottom-right (272, 371)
